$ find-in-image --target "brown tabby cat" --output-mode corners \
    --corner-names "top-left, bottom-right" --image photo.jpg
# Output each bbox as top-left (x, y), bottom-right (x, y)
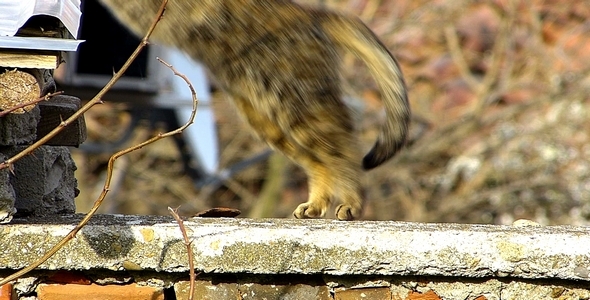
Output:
top-left (98, 0), bottom-right (410, 220)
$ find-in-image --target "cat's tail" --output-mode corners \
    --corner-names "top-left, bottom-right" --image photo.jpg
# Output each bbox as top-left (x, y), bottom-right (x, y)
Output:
top-left (322, 13), bottom-right (410, 170)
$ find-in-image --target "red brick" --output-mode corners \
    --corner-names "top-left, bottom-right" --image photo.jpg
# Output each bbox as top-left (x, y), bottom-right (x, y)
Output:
top-left (335, 287), bottom-right (392, 300)
top-left (46, 271), bottom-right (91, 285)
top-left (406, 290), bottom-right (442, 300)
top-left (0, 283), bottom-right (13, 300)
top-left (37, 283), bottom-right (163, 300)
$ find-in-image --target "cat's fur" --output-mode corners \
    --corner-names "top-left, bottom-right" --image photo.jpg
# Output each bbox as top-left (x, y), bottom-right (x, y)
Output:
top-left (98, 0), bottom-right (410, 220)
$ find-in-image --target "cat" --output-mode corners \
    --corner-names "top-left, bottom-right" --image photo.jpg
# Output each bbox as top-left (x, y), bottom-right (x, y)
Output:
top-left (97, 0), bottom-right (410, 220)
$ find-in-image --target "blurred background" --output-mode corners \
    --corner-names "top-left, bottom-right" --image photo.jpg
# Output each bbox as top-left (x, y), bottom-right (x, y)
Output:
top-left (64, 0), bottom-right (590, 225)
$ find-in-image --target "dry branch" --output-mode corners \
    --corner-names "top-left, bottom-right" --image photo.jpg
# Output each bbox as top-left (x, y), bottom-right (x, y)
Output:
top-left (0, 0), bottom-right (171, 286)
top-left (169, 207), bottom-right (197, 300)
top-left (0, 0), bottom-right (171, 171)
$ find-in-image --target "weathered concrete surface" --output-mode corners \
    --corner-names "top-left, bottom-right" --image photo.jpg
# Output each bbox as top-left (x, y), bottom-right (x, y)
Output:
top-left (1, 215), bottom-right (589, 283)
top-left (0, 153), bottom-right (15, 223)
top-left (5, 146), bottom-right (77, 216)
top-left (0, 106), bottom-right (40, 146)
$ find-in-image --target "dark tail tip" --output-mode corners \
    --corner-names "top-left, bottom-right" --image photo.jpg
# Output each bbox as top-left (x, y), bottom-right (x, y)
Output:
top-left (362, 149), bottom-right (383, 170)
top-left (362, 130), bottom-right (408, 170)
top-left (362, 140), bottom-right (402, 170)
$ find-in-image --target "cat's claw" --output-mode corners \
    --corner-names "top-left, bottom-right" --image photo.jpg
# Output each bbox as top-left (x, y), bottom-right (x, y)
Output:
top-left (335, 204), bottom-right (361, 221)
top-left (293, 202), bottom-right (326, 219)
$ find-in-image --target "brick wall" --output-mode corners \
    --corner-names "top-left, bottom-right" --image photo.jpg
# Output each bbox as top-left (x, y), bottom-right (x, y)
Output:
top-left (3, 272), bottom-right (589, 300)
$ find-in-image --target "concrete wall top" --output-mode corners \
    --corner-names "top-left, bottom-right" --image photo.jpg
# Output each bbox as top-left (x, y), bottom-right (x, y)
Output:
top-left (2, 215), bottom-right (589, 282)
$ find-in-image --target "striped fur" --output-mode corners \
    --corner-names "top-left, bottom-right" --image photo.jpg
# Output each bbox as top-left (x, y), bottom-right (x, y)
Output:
top-left (98, 0), bottom-right (410, 220)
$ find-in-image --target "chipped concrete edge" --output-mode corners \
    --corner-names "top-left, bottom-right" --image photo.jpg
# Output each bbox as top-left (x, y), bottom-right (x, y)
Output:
top-left (0, 215), bottom-right (589, 282)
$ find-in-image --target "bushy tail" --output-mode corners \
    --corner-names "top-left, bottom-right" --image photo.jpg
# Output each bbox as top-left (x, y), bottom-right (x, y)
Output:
top-left (321, 14), bottom-right (410, 170)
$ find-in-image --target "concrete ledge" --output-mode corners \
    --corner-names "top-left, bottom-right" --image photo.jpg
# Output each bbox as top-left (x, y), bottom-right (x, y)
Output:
top-left (2, 215), bottom-right (589, 283)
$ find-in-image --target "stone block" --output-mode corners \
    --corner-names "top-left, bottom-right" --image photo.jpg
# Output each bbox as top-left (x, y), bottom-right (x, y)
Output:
top-left (12, 277), bottom-right (38, 298)
top-left (0, 153), bottom-right (16, 223)
top-left (5, 145), bottom-right (77, 216)
top-left (175, 279), bottom-right (240, 300)
top-left (37, 95), bottom-right (87, 147)
top-left (0, 106), bottom-right (40, 146)
top-left (238, 279), bottom-right (331, 300)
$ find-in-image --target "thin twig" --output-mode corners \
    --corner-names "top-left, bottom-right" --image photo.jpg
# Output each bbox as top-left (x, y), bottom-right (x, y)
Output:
top-left (472, 2), bottom-right (517, 116)
top-left (0, 0), bottom-right (170, 286)
top-left (444, 25), bottom-right (481, 92)
top-left (360, 0), bottom-right (382, 21)
top-left (444, 2), bottom-right (518, 117)
top-left (169, 207), bottom-right (196, 300)
top-left (0, 91), bottom-right (64, 117)
top-left (0, 0), bottom-right (172, 171)
top-left (155, 57), bottom-right (199, 130)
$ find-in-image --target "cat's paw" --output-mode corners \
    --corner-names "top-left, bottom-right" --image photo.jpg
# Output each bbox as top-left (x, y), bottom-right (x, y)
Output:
top-left (293, 202), bottom-right (326, 219)
top-left (335, 204), bottom-right (361, 221)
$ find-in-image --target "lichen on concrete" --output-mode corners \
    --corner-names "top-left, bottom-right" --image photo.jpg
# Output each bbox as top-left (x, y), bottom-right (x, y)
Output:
top-left (1, 215), bottom-right (590, 284)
